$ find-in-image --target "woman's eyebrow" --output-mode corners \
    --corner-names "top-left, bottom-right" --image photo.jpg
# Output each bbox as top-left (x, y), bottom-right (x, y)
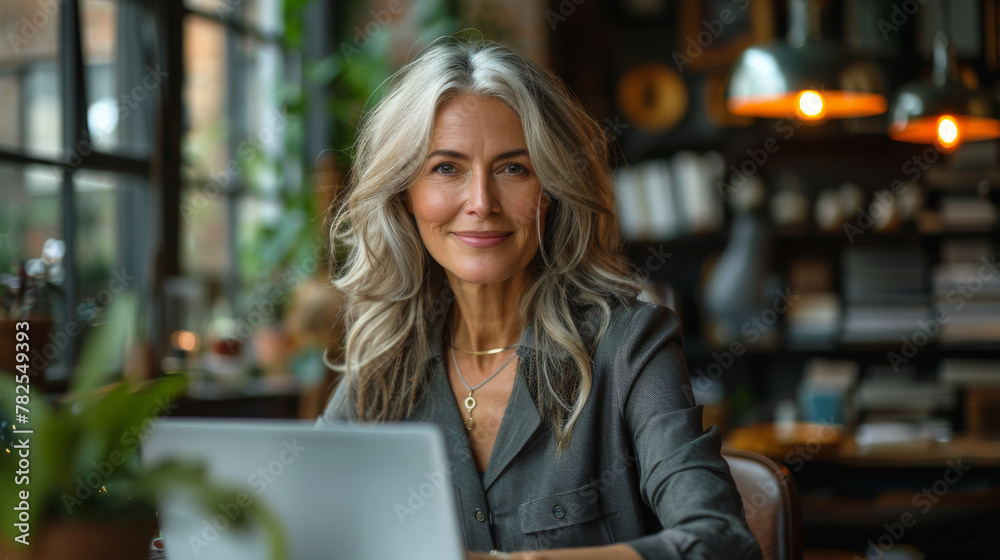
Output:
top-left (425, 148), bottom-right (530, 161)
top-left (426, 149), bottom-right (467, 161)
top-left (493, 149), bottom-right (529, 162)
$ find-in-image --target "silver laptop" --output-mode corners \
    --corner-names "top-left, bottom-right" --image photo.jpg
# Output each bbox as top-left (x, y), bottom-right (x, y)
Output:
top-left (141, 418), bottom-right (464, 560)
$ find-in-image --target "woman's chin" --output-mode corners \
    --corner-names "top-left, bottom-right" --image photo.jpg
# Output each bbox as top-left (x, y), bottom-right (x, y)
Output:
top-left (444, 264), bottom-right (529, 287)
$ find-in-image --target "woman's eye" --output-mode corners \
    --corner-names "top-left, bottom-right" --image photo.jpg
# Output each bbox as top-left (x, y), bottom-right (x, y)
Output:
top-left (502, 163), bottom-right (524, 174)
top-left (434, 163), bottom-right (456, 174)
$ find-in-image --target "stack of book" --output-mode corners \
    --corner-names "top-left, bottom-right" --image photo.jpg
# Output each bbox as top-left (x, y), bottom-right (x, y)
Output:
top-left (840, 246), bottom-right (931, 345)
top-left (932, 238), bottom-right (1000, 344)
top-left (853, 365), bottom-right (955, 446)
top-left (856, 366), bottom-right (955, 420)
top-left (614, 151), bottom-right (725, 240)
top-left (939, 195), bottom-right (998, 230)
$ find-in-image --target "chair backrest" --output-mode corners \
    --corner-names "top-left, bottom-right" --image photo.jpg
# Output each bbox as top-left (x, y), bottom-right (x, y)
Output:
top-left (722, 448), bottom-right (803, 560)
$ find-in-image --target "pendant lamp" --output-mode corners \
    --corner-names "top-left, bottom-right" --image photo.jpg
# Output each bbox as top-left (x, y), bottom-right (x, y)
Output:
top-left (888, 32), bottom-right (1000, 152)
top-left (726, 0), bottom-right (887, 121)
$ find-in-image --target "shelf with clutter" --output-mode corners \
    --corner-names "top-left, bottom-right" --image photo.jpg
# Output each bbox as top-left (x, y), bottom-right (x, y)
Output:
top-left (552, 0), bottom-right (1000, 556)
top-left (617, 148), bottom-right (1000, 429)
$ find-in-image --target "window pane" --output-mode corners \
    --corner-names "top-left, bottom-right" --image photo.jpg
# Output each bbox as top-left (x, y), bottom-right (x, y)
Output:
top-left (0, 163), bottom-right (62, 278)
top-left (232, 36), bottom-right (288, 196)
top-left (249, 0), bottom-right (282, 35)
top-left (82, 0), bottom-right (156, 157)
top-left (184, 16), bottom-right (229, 176)
top-left (24, 63), bottom-right (61, 158)
top-left (0, 71), bottom-right (21, 147)
top-left (0, 0), bottom-right (60, 60)
top-left (71, 169), bottom-right (149, 328)
top-left (185, 0), bottom-right (283, 35)
top-left (181, 183), bottom-right (230, 278)
top-left (0, 0), bottom-right (62, 157)
top-left (74, 170), bottom-right (119, 305)
top-left (236, 193), bottom-right (283, 279)
top-left (82, 0), bottom-right (115, 62)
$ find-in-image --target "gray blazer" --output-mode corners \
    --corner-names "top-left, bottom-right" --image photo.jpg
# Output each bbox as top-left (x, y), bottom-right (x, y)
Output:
top-left (318, 297), bottom-right (761, 560)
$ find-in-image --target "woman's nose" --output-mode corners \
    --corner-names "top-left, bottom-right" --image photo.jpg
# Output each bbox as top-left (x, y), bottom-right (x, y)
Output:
top-left (465, 169), bottom-right (501, 217)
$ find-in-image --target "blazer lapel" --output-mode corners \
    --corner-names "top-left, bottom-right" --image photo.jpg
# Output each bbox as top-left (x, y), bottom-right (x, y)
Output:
top-left (481, 346), bottom-right (543, 492)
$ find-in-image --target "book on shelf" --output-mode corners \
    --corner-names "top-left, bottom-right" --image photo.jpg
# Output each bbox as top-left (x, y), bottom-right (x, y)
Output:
top-left (613, 152), bottom-right (725, 241)
top-left (939, 196), bottom-right (998, 229)
top-left (840, 304), bottom-right (932, 344)
top-left (796, 358), bottom-right (858, 424)
top-left (856, 366), bottom-right (956, 414)
top-left (786, 293), bottom-right (840, 346)
top-left (840, 245), bottom-right (931, 344)
top-left (643, 159), bottom-right (678, 239)
top-left (933, 263), bottom-right (1000, 298)
top-left (614, 164), bottom-right (650, 240)
top-left (853, 366), bottom-right (955, 446)
top-left (940, 237), bottom-right (994, 263)
top-left (932, 237), bottom-right (1000, 343)
top-left (938, 359), bottom-right (1000, 388)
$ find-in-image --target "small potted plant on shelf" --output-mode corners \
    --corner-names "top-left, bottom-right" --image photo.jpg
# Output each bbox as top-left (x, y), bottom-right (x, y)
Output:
top-left (0, 295), bottom-right (287, 560)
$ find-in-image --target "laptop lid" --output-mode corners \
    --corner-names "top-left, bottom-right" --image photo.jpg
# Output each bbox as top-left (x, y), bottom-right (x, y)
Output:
top-left (141, 418), bottom-right (464, 560)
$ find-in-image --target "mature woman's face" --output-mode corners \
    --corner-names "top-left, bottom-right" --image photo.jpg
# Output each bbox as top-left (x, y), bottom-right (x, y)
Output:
top-left (406, 94), bottom-right (549, 285)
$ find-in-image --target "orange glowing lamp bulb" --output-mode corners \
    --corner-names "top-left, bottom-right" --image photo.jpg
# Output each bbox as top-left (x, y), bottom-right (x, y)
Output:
top-left (172, 329), bottom-right (201, 353)
top-left (936, 115), bottom-right (961, 151)
top-left (796, 90), bottom-right (825, 120)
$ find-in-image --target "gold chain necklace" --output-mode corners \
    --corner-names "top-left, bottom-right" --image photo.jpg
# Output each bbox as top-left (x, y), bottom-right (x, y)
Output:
top-left (449, 323), bottom-right (517, 430)
top-left (450, 342), bottom-right (518, 355)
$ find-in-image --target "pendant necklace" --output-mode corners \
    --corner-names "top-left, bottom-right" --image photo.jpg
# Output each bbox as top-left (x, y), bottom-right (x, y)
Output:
top-left (450, 323), bottom-right (517, 430)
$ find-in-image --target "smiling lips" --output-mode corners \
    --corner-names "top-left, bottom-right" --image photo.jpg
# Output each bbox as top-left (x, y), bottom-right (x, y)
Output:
top-left (453, 230), bottom-right (512, 248)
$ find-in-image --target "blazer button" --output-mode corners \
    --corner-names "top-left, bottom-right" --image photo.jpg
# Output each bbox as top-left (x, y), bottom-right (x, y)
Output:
top-left (475, 509), bottom-right (487, 523)
top-left (552, 504), bottom-right (566, 519)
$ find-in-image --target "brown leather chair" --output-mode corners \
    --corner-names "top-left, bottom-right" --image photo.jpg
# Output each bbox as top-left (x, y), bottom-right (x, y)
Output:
top-left (723, 448), bottom-right (804, 560)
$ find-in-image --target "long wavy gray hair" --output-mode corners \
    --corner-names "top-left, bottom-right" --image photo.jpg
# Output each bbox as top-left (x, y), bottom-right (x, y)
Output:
top-left (327, 38), bottom-right (647, 450)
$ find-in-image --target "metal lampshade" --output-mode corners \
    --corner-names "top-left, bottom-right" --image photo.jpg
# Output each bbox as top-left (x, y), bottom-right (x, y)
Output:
top-left (889, 33), bottom-right (1000, 152)
top-left (726, 0), bottom-right (887, 121)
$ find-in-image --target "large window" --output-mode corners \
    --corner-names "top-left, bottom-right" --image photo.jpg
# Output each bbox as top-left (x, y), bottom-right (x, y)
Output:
top-left (1, 0), bottom-right (156, 382)
top-left (0, 0), bottom-right (311, 386)
top-left (181, 0), bottom-right (301, 324)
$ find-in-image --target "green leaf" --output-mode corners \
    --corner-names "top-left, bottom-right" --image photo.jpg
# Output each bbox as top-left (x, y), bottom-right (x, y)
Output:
top-left (71, 294), bottom-right (138, 395)
top-left (306, 55), bottom-right (342, 84)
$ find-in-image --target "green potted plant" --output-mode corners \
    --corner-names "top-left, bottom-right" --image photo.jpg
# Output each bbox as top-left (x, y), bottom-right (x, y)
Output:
top-left (0, 295), bottom-right (287, 560)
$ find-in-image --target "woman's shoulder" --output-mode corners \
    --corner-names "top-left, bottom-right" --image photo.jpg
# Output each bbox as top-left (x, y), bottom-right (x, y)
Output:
top-left (574, 295), bottom-right (685, 379)
top-left (588, 294), bottom-right (684, 342)
top-left (578, 295), bottom-right (690, 417)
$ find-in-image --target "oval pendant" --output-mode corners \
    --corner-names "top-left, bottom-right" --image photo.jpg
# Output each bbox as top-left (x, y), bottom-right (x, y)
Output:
top-left (464, 396), bottom-right (476, 410)
top-left (465, 418), bottom-right (475, 430)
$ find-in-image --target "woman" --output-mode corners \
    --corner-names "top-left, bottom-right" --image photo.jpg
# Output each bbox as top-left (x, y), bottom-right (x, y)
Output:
top-left (319, 38), bottom-right (761, 560)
